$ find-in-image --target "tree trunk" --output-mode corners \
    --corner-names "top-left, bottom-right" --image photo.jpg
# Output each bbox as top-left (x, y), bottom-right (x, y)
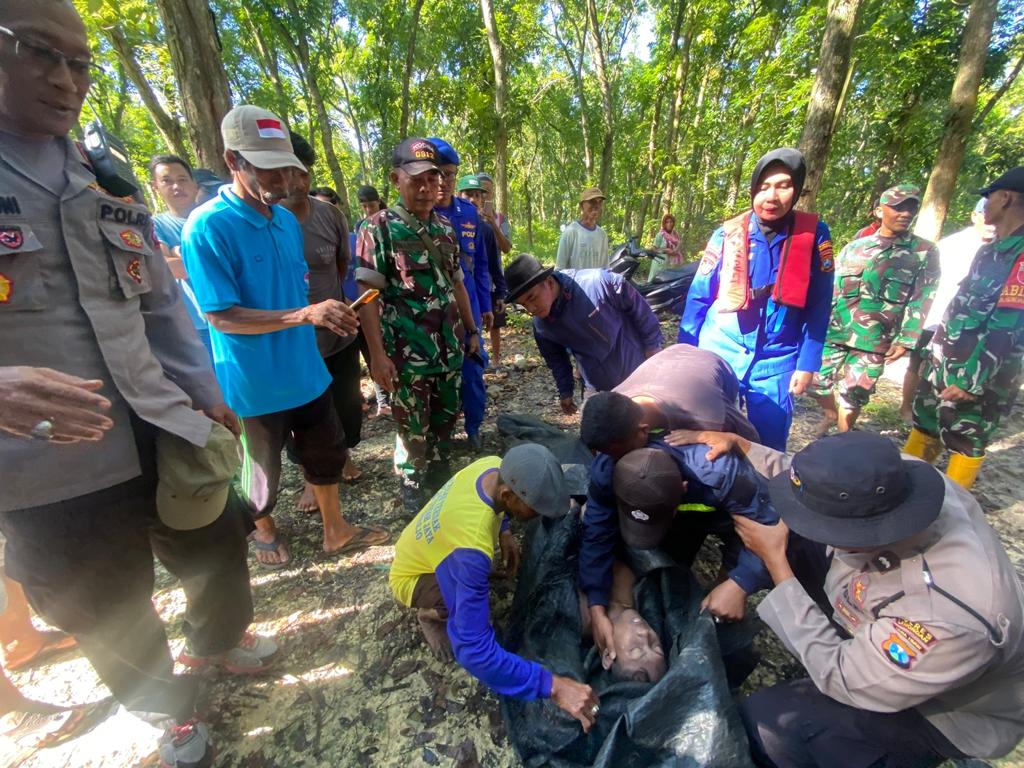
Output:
top-left (797, 0), bottom-right (865, 211)
top-left (480, 0), bottom-right (510, 213)
top-left (399, 0), bottom-right (426, 140)
top-left (585, 0), bottom-right (614, 192)
top-left (916, 0), bottom-right (998, 242)
top-left (336, 74), bottom-right (369, 181)
top-left (154, 0), bottom-right (232, 175)
top-left (103, 25), bottom-right (190, 161)
top-left (241, 8), bottom-right (290, 125)
top-left (552, 13), bottom-right (594, 177)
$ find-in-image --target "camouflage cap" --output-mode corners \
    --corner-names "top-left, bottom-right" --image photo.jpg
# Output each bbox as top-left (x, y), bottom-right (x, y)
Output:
top-left (879, 184), bottom-right (921, 206)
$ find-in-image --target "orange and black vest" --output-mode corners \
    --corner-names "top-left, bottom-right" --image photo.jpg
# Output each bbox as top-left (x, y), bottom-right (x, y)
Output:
top-left (718, 210), bottom-right (819, 312)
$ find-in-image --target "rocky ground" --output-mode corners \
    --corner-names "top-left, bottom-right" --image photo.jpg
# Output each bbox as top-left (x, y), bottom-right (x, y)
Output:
top-left (6, 315), bottom-right (1024, 768)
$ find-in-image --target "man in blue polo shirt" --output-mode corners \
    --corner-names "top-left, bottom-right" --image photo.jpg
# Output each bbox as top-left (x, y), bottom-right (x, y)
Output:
top-left (182, 105), bottom-right (387, 568)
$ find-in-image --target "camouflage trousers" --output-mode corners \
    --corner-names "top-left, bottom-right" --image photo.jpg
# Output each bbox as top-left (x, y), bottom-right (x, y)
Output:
top-left (911, 356), bottom-right (1008, 458)
top-left (391, 367), bottom-right (462, 487)
top-left (809, 343), bottom-right (886, 409)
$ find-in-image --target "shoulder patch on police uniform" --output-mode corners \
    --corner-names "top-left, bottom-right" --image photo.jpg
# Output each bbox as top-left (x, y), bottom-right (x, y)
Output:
top-left (880, 632), bottom-right (917, 669)
top-left (0, 226), bottom-right (23, 249)
top-left (0, 273), bottom-right (11, 303)
top-left (126, 258), bottom-right (143, 284)
top-left (818, 240), bottom-right (834, 272)
top-left (698, 248), bottom-right (720, 275)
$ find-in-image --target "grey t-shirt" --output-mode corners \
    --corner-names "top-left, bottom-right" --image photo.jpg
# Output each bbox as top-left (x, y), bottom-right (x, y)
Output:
top-left (300, 198), bottom-right (354, 357)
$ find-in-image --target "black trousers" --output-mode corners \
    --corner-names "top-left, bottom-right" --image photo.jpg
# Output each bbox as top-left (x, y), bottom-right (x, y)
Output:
top-left (0, 418), bottom-right (254, 724)
top-left (325, 342), bottom-right (364, 450)
top-left (741, 678), bottom-right (966, 768)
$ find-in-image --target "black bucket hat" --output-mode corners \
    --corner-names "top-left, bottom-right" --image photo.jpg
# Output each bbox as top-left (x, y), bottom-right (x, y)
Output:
top-left (768, 432), bottom-right (945, 549)
top-left (505, 254), bottom-right (554, 302)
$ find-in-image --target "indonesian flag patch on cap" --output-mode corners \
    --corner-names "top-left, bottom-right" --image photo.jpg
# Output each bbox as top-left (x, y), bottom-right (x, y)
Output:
top-left (256, 118), bottom-right (286, 140)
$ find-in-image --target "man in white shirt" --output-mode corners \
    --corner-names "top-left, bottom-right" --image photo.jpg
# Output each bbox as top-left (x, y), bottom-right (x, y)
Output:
top-left (901, 198), bottom-right (996, 418)
top-left (555, 187), bottom-right (609, 270)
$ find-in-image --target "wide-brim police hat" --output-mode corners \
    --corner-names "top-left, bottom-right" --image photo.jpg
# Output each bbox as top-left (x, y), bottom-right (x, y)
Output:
top-left (767, 432), bottom-right (945, 549)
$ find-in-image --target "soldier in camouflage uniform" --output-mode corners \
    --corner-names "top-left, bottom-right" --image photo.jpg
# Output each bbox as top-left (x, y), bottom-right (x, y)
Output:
top-left (356, 139), bottom-right (481, 512)
top-left (811, 184), bottom-right (939, 433)
top-left (905, 168), bottom-right (1024, 489)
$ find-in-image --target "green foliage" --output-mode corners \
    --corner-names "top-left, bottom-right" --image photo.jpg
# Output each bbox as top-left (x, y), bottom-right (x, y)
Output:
top-left (70, 0), bottom-right (1023, 248)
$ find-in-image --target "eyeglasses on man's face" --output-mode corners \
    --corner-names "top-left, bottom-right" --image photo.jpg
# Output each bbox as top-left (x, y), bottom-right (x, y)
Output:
top-left (0, 25), bottom-right (102, 80)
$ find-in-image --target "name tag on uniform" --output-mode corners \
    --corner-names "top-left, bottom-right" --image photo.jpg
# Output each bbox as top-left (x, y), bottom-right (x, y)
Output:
top-left (997, 252), bottom-right (1024, 310)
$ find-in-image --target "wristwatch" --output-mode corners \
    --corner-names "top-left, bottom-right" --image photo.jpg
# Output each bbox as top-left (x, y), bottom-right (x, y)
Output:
top-left (468, 328), bottom-right (480, 336)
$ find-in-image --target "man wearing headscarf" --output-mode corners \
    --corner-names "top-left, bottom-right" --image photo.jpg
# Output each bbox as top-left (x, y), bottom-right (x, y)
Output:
top-left (678, 148), bottom-right (835, 450)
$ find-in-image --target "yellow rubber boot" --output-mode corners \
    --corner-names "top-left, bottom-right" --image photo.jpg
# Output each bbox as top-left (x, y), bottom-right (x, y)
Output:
top-left (903, 428), bottom-right (942, 464)
top-left (946, 453), bottom-right (985, 490)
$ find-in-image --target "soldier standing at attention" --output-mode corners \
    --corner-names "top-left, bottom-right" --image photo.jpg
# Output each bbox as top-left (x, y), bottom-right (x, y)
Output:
top-left (356, 139), bottom-right (481, 514)
top-left (810, 184), bottom-right (939, 434)
top-left (904, 167), bottom-right (1024, 490)
top-left (678, 148), bottom-right (835, 451)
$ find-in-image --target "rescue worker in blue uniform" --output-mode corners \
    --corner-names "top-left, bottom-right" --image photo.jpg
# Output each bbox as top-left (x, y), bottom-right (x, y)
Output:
top-left (678, 148), bottom-right (835, 450)
top-left (430, 138), bottom-right (492, 451)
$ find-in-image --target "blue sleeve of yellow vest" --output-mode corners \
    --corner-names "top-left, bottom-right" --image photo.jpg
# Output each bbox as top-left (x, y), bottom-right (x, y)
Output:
top-left (795, 221), bottom-right (836, 372)
top-left (436, 548), bottom-right (553, 700)
top-left (678, 228), bottom-right (725, 345)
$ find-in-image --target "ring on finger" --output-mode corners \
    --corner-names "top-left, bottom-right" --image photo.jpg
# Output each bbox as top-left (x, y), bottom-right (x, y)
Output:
top-left (30, 419), bottom-right (54, 441)
top-left (589, 704), bottom-right (600, 717)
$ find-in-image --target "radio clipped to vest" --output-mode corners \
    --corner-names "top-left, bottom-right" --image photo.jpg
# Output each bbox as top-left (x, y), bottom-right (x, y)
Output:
top-left (82, 121), bottom-right (144, 203)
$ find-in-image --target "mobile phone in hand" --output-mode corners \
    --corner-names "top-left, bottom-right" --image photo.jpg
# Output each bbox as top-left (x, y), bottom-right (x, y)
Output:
top-left (483, 200), bottom-right (495, 217)
top-left (350, 288), bottom-right (380, 310)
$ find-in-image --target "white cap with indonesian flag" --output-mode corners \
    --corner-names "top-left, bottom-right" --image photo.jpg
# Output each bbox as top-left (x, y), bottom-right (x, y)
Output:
top-left (221, 105), bottom-right (306, 172)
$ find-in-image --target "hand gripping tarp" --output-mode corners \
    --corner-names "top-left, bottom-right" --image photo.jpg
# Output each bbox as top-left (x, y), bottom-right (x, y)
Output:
top-left (499, 512), bottom-right (755, 768)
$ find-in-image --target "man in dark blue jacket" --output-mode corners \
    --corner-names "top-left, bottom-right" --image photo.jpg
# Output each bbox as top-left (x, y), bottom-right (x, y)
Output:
top-left (579, 395), bottom-right (778, 667)
top-left (505, 254), bottom-right (663, 414)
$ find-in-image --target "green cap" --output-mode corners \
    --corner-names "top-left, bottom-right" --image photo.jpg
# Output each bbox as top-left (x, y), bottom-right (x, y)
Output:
top-left (879, 184), bottom-right (921, 206)
top-left (156, 422), bottom-right (241, 530)
top-left (456, 174), bottom-right (485, 193)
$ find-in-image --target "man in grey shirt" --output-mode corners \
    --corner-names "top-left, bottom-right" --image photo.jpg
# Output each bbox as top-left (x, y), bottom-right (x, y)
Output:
top-left (0, 2), bottom-right (265, 765)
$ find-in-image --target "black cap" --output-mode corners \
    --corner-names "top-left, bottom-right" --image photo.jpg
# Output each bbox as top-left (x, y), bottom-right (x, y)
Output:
top-left (975, 167), bottom-right (1024, 197)
top-left (391, 138), bottom-right (439, 176)
top-left (768, 432), bottom-right (945, 549)
top-left (613, 448), bottom-right (682, 549)
top-left (357, 185), bottom-right (381, 203)
top-left (505, 254), bottom-right (554, 302)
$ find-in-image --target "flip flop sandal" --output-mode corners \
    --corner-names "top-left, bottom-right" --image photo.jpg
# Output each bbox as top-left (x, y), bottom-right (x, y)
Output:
top-left (6, 632), bottom-right (78, 672)
top-left (4, 698), bottom-right (117, 749)
top-left (324, 526), bottom-right (390, 558)
top-left (248, 534), bottom-right (292, 569)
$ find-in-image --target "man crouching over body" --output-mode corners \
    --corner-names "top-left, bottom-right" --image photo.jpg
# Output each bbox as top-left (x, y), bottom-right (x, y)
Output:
top-left (389, 444), bottom-right (601, 732)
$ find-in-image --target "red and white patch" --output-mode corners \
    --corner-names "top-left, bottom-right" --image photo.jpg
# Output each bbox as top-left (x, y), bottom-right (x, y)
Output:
top-left (410, 140), bottom-right (435, 160)
top-left (119, 229), bottom-right (144, 250)
top-left (126, 258), bottom-right (143, 284)
top-left (997, 251), bottom-right (1024, 310)
top-left (0, 272), bottom-right (11, 303)
top-left (0, 226), bottom-right (23, 249)
top-left (818, 240), bottom-right (835, 273)
top-left (256, 118), bottom-right (286, 140)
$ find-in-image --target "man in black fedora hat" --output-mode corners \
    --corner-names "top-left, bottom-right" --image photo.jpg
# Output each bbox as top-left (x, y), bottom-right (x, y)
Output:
top-left (505, 253), bottom-right (662, 414)
top-left (676, 430), bottom-right (1024, 767)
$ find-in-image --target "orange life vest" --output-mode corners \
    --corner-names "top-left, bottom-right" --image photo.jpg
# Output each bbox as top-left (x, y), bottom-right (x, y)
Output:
top-left (718, 210), bottom-right (819, 312)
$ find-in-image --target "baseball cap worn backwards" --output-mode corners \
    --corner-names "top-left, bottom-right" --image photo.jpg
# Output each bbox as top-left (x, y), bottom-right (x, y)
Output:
top-left (975, 167), bottom-right (1024, 197)
top-left (392, 138), bottom-right (440, 176)
top-left (500, 443), bottom-right (569, 518)
top-left (156, 422), bottom-right (241, 531)
top-left (221, 105), bottom-right (306, 172)
top-left (614, 448), bottom-right (682, 549)
top-left (880, 184), bottom-right (921, 206)
top-left (767, 432), bottom-right (945, 549)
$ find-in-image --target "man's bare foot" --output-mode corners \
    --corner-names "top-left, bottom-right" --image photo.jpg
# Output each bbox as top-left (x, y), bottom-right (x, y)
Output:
top-left (342, 457), bottom-right (362, 483)
top-left (813, 413), bottom-right (837, 438)
top-left (297, 483), bottom-right (318, 514)
top-left (416, 609), bottom-right (453, 662)
top-left (323, 525), bottom-right (389, 556)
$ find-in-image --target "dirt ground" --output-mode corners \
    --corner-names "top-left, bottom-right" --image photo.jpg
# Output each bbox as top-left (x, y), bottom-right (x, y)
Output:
top-left (7, 317), bottom-right (1024, 768)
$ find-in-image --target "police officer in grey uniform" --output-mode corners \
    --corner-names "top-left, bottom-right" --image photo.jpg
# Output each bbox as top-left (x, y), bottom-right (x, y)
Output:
top-left (0, 2), bottom-right (256, 765)
top-left (684, 430), bottom-right (1024, 767)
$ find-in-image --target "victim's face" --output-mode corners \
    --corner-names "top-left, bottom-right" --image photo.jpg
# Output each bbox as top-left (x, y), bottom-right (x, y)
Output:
top-left (610, 608), bottom-right (667, 683)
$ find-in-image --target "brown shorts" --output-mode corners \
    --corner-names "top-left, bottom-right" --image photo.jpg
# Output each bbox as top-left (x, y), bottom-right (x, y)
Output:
top-left (410, 572), bottom-right (449, 618)
top-left (239, 387), bottom-right (347, 518)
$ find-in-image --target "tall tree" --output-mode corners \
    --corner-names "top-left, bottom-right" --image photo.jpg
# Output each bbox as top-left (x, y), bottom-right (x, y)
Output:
top-left (585, 0), bottom-right (615, 191)
top-left (399, 0), bottom-right (426, 140)
top-left (798, 0), bottom-right (865, 210)
top-left (481, 0), bottom-right (511, 213)
top-left (154, 0), bottom-right (232, 175)
top-left (915, 0), bottom-right (999, 241)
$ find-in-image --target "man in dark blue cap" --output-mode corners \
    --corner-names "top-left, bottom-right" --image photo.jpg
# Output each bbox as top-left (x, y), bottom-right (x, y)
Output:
top-left (430, 137), bottom-right (492, 451)
top-left (678, 148), bottom-right (835, 451)
top-left (673, 429), bottom-right (1024, 768)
